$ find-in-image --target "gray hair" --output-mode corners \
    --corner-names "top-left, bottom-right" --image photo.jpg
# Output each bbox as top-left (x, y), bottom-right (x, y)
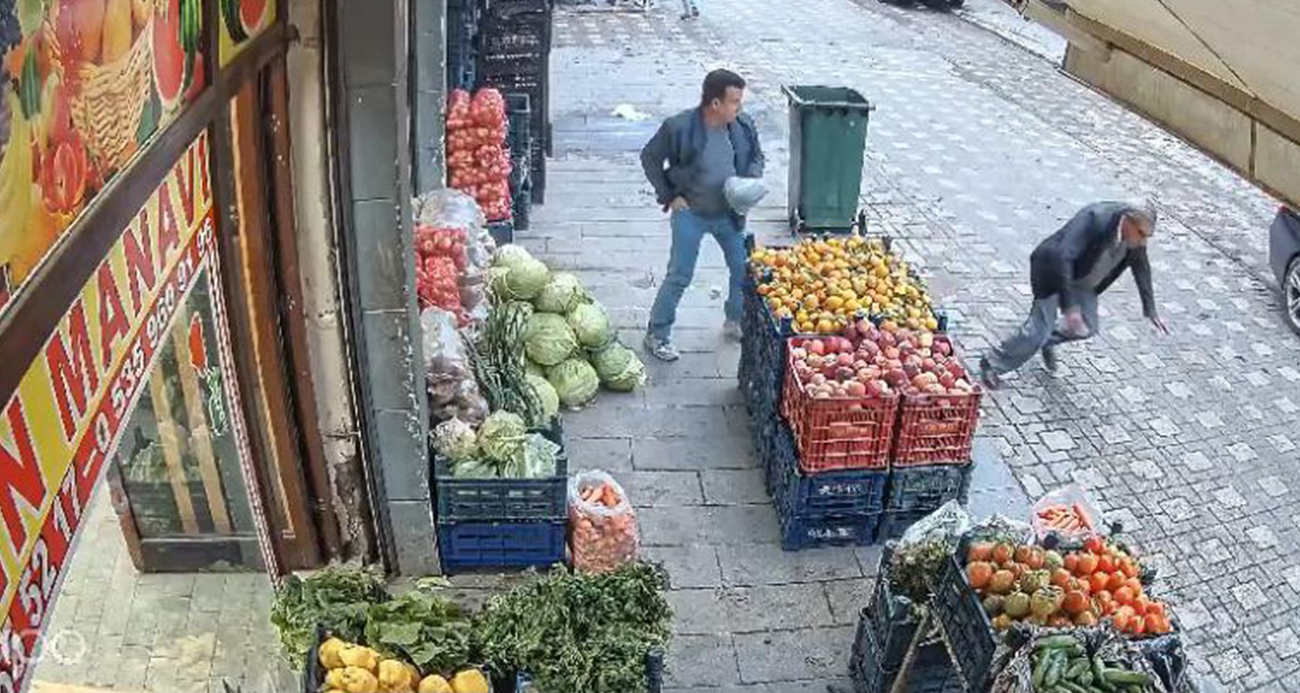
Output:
top-left (1123, 199), bottom-right (1158, 232)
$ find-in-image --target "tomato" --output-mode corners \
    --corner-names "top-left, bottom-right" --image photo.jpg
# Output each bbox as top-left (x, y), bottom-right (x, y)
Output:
top-left (1106, 572), bottom-right (1127, 592)
top-left (1083, 535), bottom-right (1105, 554)
top-left (1064, 554), bottom-right (1079, 574)
top-left (1129, 616), bottom-right (1146, 636)
top-left (1097, 555), bottom-right (1115, 573)
top-left (1119, 558), bottom-right (1139, 579)
top-left (1124, 577), bottom-right (1144, 598)
top-left (1113, 586), bottom-right (1135, 606)
top-left (1146, 601), bottom-right (1167, 618)
top-left (1112, 610), bottom-right (1131, 632)
top-left (1050, 568), bottom-right (1072, 589)
top-left (1089, 572), bottom-right (1109, 594)
top-left (1076, 553), bottom-right (1099, 576)
top-left (1145, 613), bottom-right (1171, 635)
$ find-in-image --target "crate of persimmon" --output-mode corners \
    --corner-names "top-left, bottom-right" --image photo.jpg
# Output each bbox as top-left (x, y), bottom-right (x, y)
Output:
top-left (782, 333), bottom-right (899, 473)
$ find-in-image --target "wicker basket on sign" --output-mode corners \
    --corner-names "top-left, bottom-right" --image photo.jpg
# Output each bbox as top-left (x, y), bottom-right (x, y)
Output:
top-left (46, 18), bottom-right (155, 174)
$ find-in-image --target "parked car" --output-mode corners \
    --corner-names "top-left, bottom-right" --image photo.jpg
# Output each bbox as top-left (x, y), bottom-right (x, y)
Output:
top-left (1270, 206), bottom-right (1300, 334)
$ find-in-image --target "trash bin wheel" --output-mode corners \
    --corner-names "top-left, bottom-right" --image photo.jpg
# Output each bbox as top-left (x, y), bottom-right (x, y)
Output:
top-left (790, 209), bottom-right (805, 236)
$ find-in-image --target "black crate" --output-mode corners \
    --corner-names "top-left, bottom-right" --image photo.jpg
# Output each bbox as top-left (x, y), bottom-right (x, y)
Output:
top-left (433, 454), bottom-right (566, 522)
top-left (506, 92), bottom-right (532, 158)
top-left (884, 464), bottom-right (972, 513)
top-left (488, 219), bottom-right (515, 246)
top-left (851, 609), bottom-right (961, 693)
top-left (778, 509), bottom-right (878, 551)
top-left (931, 554), bottom-right (998, 692)
top-left (867, 544), bottom-right (919, 667)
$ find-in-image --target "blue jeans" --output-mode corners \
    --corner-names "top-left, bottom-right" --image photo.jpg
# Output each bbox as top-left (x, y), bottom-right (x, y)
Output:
top-left (648, 209), bottom-right (747, 341)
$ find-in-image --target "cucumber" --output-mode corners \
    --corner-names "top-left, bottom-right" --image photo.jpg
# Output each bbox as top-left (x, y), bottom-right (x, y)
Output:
top-left (1045, 653), bottom-right (1065, 687)
top-left (1102, 669), bottom-right (1152, 686)
top-left (1065, 659), bottom-right (1090, 681)
top-left (1058, 682), bottom-right (1090, 693)
top-left (1033, 649), bottom-right (1053, 688)
top-left (1091, 657), bottom-right (1114, 693)
top-left (1037, 635), bottom-right (1080, 650)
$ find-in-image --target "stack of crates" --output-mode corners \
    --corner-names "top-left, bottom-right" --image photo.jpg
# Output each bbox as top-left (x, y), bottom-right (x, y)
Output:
top-left (477, 0), bottom-right (552, 204)
top-left (447, 0), bottom-right (478, 90)
top-left (851, 545), bottom-right (964, 693)
top-left (506, 93), bottom-right (533, 230)
top-left (432, 423), bottom-right (568, 572)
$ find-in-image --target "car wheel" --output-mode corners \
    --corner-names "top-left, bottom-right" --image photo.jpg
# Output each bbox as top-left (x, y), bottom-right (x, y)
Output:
top-left (1286, 258), bottom-right (1300, 335)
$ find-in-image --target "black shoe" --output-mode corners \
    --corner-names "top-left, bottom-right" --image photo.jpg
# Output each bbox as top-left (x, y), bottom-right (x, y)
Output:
top-left (1042, 346), bottom-right (1059, 373)
top-left (979, 356), bottom-right (1001, 391)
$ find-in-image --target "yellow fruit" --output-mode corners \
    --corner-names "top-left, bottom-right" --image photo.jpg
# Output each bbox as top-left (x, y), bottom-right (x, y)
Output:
top-left (339, 645), bottom-right (381, 673)
top-left (450, 668), bottom-right (490, 693)
top-left (418, 675), bottom-right (454, 693)
top-left (319, 638), bottom-right (348, 670)
top-left (378, 659), bottom-right (413, 692)
top-left (339, 667), bottom-right (380, 693)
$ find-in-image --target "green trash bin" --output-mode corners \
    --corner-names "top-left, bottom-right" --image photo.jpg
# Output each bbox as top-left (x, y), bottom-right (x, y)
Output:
top-left (782, 85), bottom-right (874, 233)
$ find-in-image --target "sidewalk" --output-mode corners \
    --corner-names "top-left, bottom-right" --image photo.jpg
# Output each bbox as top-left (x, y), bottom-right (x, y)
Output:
top-left (544, 1), bottom-right (1300, 691)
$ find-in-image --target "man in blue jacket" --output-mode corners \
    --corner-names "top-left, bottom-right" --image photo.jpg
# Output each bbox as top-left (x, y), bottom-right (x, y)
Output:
top-left (640, 69), bottom-right (765, 362)
top-left (980, 200), bottom-right (1169, 389)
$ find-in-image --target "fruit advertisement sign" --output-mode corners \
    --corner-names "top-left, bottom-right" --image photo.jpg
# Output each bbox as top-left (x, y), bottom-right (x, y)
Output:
top-left (0, 132), bottom-right (213, 692)
top-left (218, 0), bottom-right (273, 66)
top-left (0, 0), bottom-right (207, 318)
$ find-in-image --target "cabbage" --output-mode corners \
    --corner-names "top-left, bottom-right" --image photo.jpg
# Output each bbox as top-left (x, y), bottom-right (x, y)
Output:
top-left (546, 358), bottom-right (600, 409)
top-left (478, 410), bottom-right (527, 463)
top-left (504, 258), bottom-right (550, 300)
top-left (534, 273), bottom-right (588, 314)
top-left (524, 313), bottom-right (577, 366)
top-left (525, 359), bottom-right (546, 378)
top-left (451, 457), bottom-right (498, 478)
top-left (432, 419), bottom-right (478, 464)
top-left (526, 374), bottom-right (560, 421)
top-left (591, 343), bottom-right (648, 392)
top-left (567, 302), bottom-right (611, 348)
top-left (500, 432), bottom-right (560, 479)
top-left (486, 265), bottom-right (513, 300)
top-left (493, 244), bottom-right (535, 269)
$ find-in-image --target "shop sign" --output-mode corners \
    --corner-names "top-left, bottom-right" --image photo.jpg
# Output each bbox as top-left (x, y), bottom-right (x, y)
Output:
top-left (0, 0), bottom-right (208, 317)
top-left (0, 131), bottom-right (212, 693)
top-left (218, 0), bottom-right (275, 66)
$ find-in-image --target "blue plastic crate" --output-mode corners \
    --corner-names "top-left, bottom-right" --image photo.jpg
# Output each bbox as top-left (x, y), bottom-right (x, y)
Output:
top-left (778, 509), bottom-right (878, 551)
top-left (437, 520), bottom-right (566, 573)
top-left (766, 420), bottom-right (889, 516)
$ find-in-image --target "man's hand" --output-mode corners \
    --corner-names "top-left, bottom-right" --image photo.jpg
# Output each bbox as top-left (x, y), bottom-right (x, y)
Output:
top-left (668, 197), bottom-right (688, 213)
top-left (1149, 315), bottom-right (1169, 335)
top-left (1064, 309), bottom-right (1089, 338)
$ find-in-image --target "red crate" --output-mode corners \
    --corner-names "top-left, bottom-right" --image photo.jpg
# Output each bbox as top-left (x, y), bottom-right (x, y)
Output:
top-left (891, 389), bottom-right (982, 466)
top-left (782, 338), bottom-right (899, 473)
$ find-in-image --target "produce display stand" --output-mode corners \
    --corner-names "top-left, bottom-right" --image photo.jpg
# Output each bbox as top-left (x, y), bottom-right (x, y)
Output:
top-left (848, 508), bottom-right (1201, 693)
top-left (782, 85), bottom-right (875, 233)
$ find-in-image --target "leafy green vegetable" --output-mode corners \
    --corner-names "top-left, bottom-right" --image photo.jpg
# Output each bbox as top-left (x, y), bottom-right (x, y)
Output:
top-left (473, 563), bottom-right (672, 693)
top-left (546, 358), bottom-right (599, 408)
top-left (524, 313), bottom-right (578, 366)
top-left (591, 343), bottom-right (647, 392)
top-left (269, 565), bottom-right (388, 669)
top-left (364, 580), bottom-right (473, 675)
top-left (567, 302), bottom-right (611, 348)
top-left (534, 272), bottom-right (588, 314)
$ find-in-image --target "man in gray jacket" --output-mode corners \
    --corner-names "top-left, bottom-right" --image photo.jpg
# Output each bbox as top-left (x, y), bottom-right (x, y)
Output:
top-left (640, 69), bottom-right (765, 362)
top-left (980, 200), bottom-right (1169, 389)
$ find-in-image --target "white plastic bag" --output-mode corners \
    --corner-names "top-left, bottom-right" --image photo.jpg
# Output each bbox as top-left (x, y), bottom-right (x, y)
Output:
top-left (724, 176), bottom-right (768, 215)
top-left (568, 471), bottom-right (639, 573)
top-left (421, 308), bottom-right (489, 424)
top-left (1031, 484), bottom-right (1104, 545)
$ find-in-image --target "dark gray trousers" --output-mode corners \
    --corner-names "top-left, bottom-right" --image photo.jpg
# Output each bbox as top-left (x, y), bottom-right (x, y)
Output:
top-left (986, 289), bottom-right (1099, 374)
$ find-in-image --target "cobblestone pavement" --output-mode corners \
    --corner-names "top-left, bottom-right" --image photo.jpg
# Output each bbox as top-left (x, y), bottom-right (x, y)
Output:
top-left (31, 485), bottom-right (294, 693)
top-left (544, 1), bottom-right (1300, 691)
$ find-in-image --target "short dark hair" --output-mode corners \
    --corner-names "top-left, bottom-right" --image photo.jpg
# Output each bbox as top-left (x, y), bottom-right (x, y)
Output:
top-left (701, 69), bottom-right (746, 107)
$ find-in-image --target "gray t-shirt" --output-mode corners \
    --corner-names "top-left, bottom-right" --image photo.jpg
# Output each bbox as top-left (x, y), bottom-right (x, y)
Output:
top-left (685, 126), bottom-right (736, 216)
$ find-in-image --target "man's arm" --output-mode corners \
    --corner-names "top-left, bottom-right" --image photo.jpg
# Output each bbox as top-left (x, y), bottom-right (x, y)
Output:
top-left (745, 119), bottom-right (765, 178)
top-left (1130, 247), bottom-right (1158, 318)
top-left (640, 122), bottom-right (675, 206)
